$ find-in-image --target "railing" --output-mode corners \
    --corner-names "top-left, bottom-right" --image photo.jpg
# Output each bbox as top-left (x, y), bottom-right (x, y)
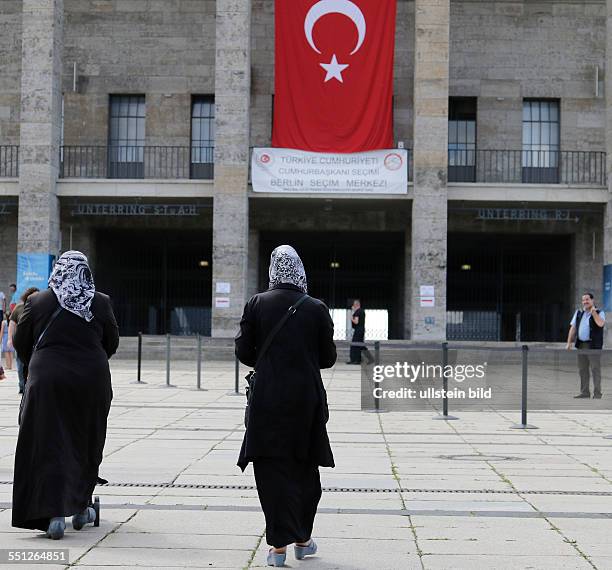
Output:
top-left (448, 149), bottom-right (606, 185)
top-left (0, 145), bottom-right (19, 177)
top-left (59, 145), bottom-right (214, 180)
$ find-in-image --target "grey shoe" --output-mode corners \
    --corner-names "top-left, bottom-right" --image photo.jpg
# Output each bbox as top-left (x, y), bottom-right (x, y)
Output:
top-left (72, 507), bottom-right (96, 530)
top-left (266, 549), bottom-right (286, 567)
top-left (46, 517), bottom-right (65, 540)
top-left (295, 539), bottom-right (318, 560)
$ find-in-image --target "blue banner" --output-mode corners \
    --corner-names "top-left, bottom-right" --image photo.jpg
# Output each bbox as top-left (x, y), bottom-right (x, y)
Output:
top-left (16, 253), bottom-right (55, 297)
top-left (604, 264), bottom-right (612, 313)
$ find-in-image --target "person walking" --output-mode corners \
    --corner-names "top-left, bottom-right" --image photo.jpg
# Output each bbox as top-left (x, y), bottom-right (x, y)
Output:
top-left (347, 299), bottom-right (366, 364)
top-left (12, 251), bottom-right (119, 539)
top-left (1, 312), bottom-right (13, 371)
top-left (8, 287), bottom-right (40, 394)
top-left (566, 292), bottom-right (605, 399)
top-left (236, 245), bottom-right (336, 567)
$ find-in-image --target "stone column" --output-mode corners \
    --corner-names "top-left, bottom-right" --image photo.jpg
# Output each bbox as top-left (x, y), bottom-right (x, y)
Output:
top-left (17, 0), bottom-right (63, 292)
top-left (211, 0), bottom-right (251, 337)
top-left (605, 0), bottom-right (612, 345)
top-left (410, 0), bottom-right (450, 341)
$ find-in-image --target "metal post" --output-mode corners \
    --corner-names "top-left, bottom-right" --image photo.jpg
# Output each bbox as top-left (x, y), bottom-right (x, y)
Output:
top-left (367, 342), bottom-right (387, 413)
top-left (227, 354), bottom-right (243, 396)
top-left (131, 331), bottom-right (147, 384)
top-left (374, 342), bottom-right (380, 412)
top-left (196, 334), bottom-right (206, 391)
top-left (511, 344), bottom-right (537, 429)
top-left (165, 333), bottom-right (175, 388)
top-left (434, 342), bottom-right (458, 420)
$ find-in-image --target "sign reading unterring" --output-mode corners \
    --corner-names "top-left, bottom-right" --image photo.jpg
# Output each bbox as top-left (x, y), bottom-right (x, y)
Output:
top-left (251, 148), bottom-right (408, 194)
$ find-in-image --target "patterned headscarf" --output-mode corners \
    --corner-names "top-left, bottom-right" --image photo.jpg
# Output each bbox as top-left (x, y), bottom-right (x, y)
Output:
top-left (48, 251), bottom-right (95, 322)
top-left (268, 245), bottom-right (308, 293)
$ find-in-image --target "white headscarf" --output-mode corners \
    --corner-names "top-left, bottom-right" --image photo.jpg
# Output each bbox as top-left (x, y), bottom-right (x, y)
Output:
top-left (268, 245), bottom-right (308, 293)
top-left (48, 251), bottom-right (95, 322)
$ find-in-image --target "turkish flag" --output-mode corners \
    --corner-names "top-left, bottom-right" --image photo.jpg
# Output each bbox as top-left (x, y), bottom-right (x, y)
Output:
top-left (272, 0), bottom-right (396, 153)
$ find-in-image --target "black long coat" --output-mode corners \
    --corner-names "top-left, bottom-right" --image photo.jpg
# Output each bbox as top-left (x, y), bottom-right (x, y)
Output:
top-left (12, 289), bottom-right (119, 531)
top-left (236, 283), bottom-right (336, 471)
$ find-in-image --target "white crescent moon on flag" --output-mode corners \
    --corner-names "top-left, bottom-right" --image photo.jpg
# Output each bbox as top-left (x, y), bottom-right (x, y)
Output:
top-left (304, 0), bottom-right (367, 56)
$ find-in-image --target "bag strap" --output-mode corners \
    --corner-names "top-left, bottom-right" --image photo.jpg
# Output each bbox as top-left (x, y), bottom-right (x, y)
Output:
top-left (254, 294), bottom-right (308, 370)
top-left (32, 306), bottom-right (63, 353)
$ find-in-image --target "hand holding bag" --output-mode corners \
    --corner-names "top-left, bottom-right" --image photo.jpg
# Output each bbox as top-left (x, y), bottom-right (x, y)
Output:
top-left (243, 294), bottom-right (308, 428)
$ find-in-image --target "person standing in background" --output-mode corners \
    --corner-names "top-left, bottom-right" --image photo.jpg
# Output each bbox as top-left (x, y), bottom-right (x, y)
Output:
top-left (8, 287), bottom-right (40, 394)
top-left (1, 312), bottom-right (13, 371)
top-left (347, 299), bottom-right (366, 364)
top-left (567, 292), bottom-right (605, 399)
top-left (9, 284), bottom-right (18, 313)
top-left (0, 288), bottom-right (5, 321)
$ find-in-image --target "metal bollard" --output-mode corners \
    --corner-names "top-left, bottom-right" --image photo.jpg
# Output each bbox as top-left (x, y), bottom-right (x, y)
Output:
top-left (367, 342), bottom-right (387, 414)
top-left (433, 342), bottom-right (458, 421)
top-left (235, 356), bottom-right (240, 394)
top-left (511, 345), bottom-right (537, 429)
top-left (131, 331), bottom-right (147, 384)
top-left (196, 334), bottom-right (205, 390)
top-left (227, 355), bottom-right (243, 396)
top-left (165, 333), bottom-right (176, 388)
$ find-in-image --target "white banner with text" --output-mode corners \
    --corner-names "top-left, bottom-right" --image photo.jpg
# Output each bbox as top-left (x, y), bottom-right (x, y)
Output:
top-left (251, 148), bottom-right (408, 194)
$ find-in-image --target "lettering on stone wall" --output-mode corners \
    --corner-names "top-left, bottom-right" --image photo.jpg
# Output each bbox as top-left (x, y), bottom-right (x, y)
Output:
top-left (70, 203), bottom-right (200, 217)
top-left (476, 208), bottom-right (579, 222)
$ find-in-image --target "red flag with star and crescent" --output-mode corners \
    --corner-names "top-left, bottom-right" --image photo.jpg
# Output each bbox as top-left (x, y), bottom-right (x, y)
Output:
top-left (272, 0), bottom-right (396, 153)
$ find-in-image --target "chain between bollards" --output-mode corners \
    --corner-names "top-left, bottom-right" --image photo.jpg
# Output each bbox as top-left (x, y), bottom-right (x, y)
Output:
top-left (511, 344), bottom-right (537, 429)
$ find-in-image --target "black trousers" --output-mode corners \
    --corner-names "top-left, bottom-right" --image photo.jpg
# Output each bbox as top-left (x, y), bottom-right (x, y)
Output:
top-left (350, 330), bottom-right (365, 363)
top-left (253, 457), bottom-right (322, 548)
top-left (577, 342), bottom-right (602, 396)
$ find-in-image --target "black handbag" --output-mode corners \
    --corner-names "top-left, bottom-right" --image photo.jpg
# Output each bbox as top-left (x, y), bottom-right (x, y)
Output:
top-left (244, 294), bottom-right (308, 428)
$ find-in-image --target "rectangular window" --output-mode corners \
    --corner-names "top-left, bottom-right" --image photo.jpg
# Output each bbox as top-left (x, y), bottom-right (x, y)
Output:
top-left (191, 95), bottom-right (215, 179)
top-left (522, 99), bottom-right (559, 182)
top-left (108, 95), bottom-right (146, 178)
top-left (448, 97), bottom-right (477, 182)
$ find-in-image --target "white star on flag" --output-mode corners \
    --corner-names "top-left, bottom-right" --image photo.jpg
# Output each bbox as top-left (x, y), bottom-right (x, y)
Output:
top-left (320, 54), bottom-right (349, 83)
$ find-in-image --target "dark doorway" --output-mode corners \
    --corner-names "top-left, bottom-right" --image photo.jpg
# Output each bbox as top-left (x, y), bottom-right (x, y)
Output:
top-left (447, 233), bottom-right (571, 341)
top-left (259, 232), bottom-right (405, 339)
top-left (95, 229), bottom-right (212, 336)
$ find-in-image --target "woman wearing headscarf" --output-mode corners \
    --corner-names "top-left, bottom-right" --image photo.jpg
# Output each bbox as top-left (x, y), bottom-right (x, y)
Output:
top-left (236, 245), bottom-right (336, 567)
top-left (12, 251), bottom-right (119, 539)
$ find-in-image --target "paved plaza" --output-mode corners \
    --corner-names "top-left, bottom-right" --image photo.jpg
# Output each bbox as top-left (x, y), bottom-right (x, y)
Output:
top-left (0, 358), bottom-right (612, 569)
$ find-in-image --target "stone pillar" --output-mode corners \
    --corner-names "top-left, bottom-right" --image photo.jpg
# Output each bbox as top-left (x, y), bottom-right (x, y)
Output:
top-left (16, 0), bottom-right (63, 292)
top-left (211, 0), bottom-right (251, 337)
top-left (410, 0), bottom-right (450, 341)
top-left (604, 0), bottom-right (612, 345)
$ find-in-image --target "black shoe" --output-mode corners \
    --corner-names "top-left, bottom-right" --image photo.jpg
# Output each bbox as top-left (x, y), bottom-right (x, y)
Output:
top-left (345, 361), bottom-right (360, 365)
top-left (574, 393), bottom-right (590, 399)
top-left (594, 393), bottom-right (603, 399)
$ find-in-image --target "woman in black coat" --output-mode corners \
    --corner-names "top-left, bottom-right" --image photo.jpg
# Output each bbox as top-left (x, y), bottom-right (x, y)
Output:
top-left (12, 251), bottom-right (119, 539)
top-left (236, 245), bottom-right (336, 567)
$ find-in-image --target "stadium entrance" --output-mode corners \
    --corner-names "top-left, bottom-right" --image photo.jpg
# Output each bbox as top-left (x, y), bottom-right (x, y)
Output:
top-left (95, 229), bottom-right (213, 336)
top-left (447, 233), bottom-right (572, 342)
top-left (259, 231), bottom-right (406, 339)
